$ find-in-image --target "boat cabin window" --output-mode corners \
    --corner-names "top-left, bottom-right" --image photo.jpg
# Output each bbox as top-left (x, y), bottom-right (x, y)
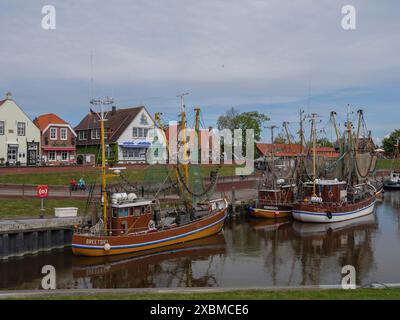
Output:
top-left (118, 208), bottom-right (129, 217)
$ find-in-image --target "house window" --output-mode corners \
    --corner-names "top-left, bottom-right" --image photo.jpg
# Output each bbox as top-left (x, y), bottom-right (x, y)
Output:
top-left (78, 130), bottom-right (87, 140)
top-left (61, 151), bottom-right (69, 161)
top-left (0, 121), bottom-right (4, 135)
top-left (132, 127), bottom-right (149, 138)
top-left (60, 128), bottom-right (67, 140)
top-left (50, 127), bottom-right (57, 140)
top-left (122, 148), bottom-right (141, 159)
top-left (17, 122), bottom-right (25, 136)
top-left (49, 151), bottom-right (56, 161)
top-left (91, 129), bottom-right (100, 140)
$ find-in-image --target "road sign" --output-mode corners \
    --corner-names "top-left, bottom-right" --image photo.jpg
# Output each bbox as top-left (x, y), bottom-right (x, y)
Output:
top-left (37, 185), bottom-right (49, 198)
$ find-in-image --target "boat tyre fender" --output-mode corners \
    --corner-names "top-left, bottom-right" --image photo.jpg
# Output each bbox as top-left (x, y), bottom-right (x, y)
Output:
top-left (326, 211), bottom-right (333, 219)
top-left (148, 220), bottom-right (156, 229)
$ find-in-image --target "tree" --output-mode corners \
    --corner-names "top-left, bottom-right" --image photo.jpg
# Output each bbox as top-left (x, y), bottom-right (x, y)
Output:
top-left (317, 138), bottom-right (333, 147)
top-left (217, 107), bottom-right (269, 142)
top-left (217, 107), bottom-right (269, 159)
top-left (382, 129), bottom-right (400, 156)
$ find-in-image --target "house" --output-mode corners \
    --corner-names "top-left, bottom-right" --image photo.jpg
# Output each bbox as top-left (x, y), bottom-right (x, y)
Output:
top-left (0, 92), bottom-right (41, 166)
top-left (33, 113), bottom-right (77, 165)
top-left (74, 106), bottom-right (155, 164)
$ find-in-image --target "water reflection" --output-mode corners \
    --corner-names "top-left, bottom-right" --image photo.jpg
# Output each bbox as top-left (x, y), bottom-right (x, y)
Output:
top-left (2, 193), bottom-right (400, 289)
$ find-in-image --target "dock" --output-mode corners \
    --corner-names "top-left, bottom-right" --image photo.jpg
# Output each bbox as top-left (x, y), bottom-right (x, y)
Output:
top-left (0, 216), bottom-right (87, 260)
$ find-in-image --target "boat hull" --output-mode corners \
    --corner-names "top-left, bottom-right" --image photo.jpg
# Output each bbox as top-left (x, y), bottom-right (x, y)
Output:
top-left (292, 197), bottom-right (376, 223)
top-left (249, 205), bottom-right (292, 219)
top-left (383, 183), bottom-right (400, 191)
top-left (72, 207), bottom-right (227, 257)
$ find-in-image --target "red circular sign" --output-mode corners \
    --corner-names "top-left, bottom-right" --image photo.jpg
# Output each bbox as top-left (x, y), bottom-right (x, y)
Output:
top-left (37, 185), bottom-right (48, 198)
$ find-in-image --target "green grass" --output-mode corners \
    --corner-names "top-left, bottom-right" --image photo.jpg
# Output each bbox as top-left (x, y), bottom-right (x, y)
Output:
top-left (11, 288), bottom-right (400, 300)
top-left (0, 197), bottom-right (86, 219)
top-left (376, 159), bottom-right (400, 170)
top-left (0, 165), bottom-right (238, 186)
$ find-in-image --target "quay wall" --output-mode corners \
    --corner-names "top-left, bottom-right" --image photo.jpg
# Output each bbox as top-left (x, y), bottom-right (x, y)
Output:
top-left (0, 217), bottom-right (87, 260)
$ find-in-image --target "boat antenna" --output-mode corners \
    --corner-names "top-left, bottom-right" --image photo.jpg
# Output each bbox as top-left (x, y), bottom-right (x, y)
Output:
top-left (90, 96), bottom-right (114, 235)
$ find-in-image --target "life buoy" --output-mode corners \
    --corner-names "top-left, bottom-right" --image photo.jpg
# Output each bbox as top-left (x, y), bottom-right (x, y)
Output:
top-left (326, 211), bottom-right (333, 219)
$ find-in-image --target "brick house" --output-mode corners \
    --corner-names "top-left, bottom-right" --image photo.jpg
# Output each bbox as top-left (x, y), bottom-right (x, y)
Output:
top-left (34, 113), bottom-right (77, 165)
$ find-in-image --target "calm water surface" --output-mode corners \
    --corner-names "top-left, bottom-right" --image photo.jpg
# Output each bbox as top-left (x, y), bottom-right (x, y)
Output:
top-left (1, 192), bottom-right (400, 289)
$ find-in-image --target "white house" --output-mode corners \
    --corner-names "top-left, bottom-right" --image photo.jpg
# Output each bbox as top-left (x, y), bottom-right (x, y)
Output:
top-left (0, 92), bottom-right (41, 165)
top-left (74, 105), bottom-right (156, 164)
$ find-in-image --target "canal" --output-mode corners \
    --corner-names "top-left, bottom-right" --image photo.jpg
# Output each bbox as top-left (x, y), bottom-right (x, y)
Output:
top-left (1, 192), bottom-right (400, 289)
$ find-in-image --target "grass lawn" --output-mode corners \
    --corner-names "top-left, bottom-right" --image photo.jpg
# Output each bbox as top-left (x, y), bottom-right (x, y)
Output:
top-left (11, 288), bottom-right (400, 300)
top-left (0, 165), bottom-right (238, 186)
top-left (376, 159), bottom-right (400, 170)
top-left (0, 197), bottom-right (86, 219)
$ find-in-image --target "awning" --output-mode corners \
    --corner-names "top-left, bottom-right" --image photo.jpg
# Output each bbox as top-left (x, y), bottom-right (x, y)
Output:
top-left (119, 141), bottom-right (151, 148)
top-left (43, 147), bottom-right (76, 151)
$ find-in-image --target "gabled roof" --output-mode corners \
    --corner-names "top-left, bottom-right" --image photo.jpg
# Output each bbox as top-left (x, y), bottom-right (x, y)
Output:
top-left (74, 106), bottom-right (146, 143)
top-left (34, 113), bottom-right (68, 131)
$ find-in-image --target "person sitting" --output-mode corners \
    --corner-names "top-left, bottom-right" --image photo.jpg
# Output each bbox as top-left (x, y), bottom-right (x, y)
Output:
top-left (78, 177), bottom-right (86, 190)
top-left (69, 178), bottom-right (78, 191)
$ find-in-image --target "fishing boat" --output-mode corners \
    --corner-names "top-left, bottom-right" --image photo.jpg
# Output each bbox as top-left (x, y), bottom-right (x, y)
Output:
top-left (72, 97), bottom-right (228, 257)
top-left (249, 125), bottom-right (296, 219)
top-left (292, 112), bottom-right (376, 223)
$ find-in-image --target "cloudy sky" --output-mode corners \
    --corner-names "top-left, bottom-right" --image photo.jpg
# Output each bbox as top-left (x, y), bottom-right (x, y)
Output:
top-left (1, 0), bottom-right (399, 143)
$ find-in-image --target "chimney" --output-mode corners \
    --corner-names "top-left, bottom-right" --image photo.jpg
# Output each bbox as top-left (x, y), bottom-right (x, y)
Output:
top-left (5, 92), bottom-right (12, 100)
top-left (111, 106), bottom-right (117, 114)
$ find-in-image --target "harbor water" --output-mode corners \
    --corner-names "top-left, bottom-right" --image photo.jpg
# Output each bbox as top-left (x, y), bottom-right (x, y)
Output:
top-left (1, 192), bottom-right (400, 290)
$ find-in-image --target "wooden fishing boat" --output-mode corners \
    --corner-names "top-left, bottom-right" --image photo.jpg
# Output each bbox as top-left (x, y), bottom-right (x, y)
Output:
top-left (293, 179), bottom-right (375, 223)
top-left (72, 97), bottom-right (228, 257)
top-left (72, 198), bottom-right (227, 256)
top-left (293, 112), bottom-right (376, 223)
top-left (249, 184), bottom-right (295, 218)
top-left (249, 124), bottom-right (297, 219)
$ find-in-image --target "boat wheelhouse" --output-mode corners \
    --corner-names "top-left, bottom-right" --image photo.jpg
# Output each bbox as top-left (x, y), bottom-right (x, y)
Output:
top-left (250, 180), bottom-right (295, 218)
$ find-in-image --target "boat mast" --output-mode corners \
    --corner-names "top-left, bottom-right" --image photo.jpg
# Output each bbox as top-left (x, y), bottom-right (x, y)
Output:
top-left (267, 125), bottom-right (277, 188)
top-left (355, 109), bottom-right (363, 152)
top-left (299, 110), bottom-right (305, 154)
top-left (90, 97), bottom-right (114, 235)
top-left (345, 106), bottom-right (354, 185)
top-left (330, 111), bottom-right (341, 153)
top-left (177, 93), bottom-right (190, 188)
top-left (194, 107), bottom-right (201, 163)
top-left (310, 113), bottom-right (318, 197)
top-left (283, 121), bottom-right (292, 145)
